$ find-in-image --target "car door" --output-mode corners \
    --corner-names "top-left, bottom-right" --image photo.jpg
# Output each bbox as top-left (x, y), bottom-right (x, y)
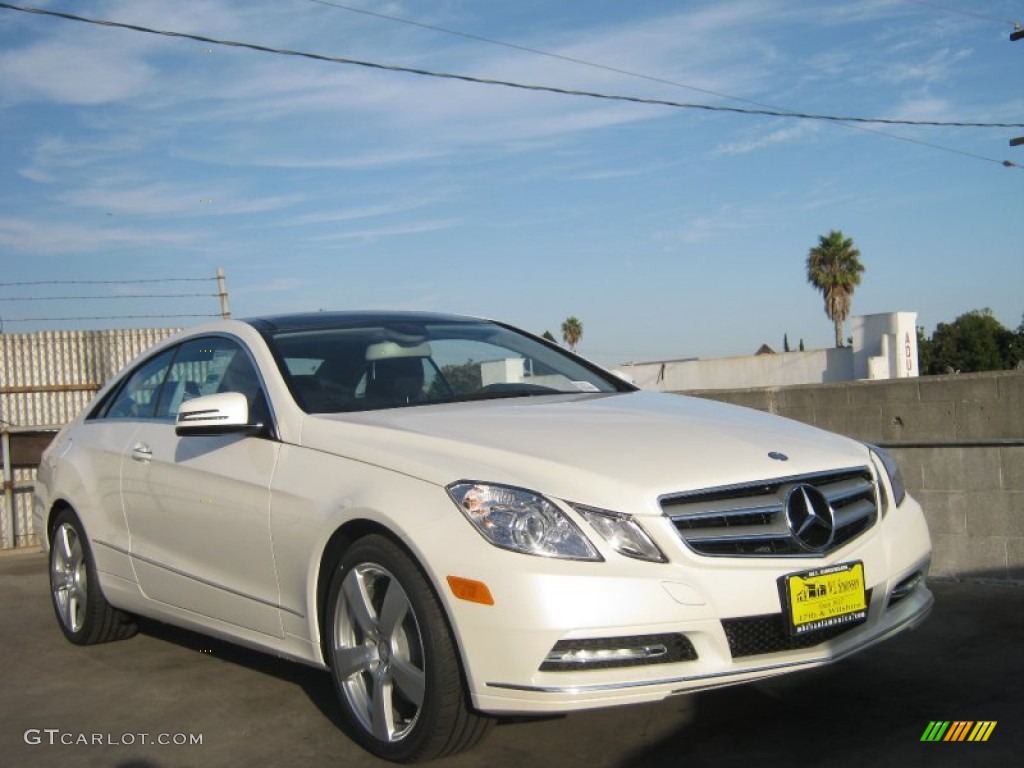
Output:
top-left (121, 335), bottom-right (284, 638)
top-left (75, 347), bottom-right (179, 581)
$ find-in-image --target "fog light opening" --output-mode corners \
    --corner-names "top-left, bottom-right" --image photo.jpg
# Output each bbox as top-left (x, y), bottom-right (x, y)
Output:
top-left (540, 633), bottom-right (697, 671)
top-left (546, 644), bottom-right (667, 666)
top-left (889, 570), bottom-right (924, 607)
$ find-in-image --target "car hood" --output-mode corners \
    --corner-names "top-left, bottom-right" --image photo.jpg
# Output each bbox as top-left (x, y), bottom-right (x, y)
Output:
top-left (299, 391), bottom-right (871, 514)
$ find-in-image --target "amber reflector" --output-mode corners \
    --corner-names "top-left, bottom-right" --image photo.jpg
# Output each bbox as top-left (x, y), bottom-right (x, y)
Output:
top-left (446, 576), bottom-right (494, 606)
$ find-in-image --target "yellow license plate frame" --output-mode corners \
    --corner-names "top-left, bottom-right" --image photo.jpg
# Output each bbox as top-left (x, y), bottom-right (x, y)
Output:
top-left (783, 561), bottom-right (867, 636)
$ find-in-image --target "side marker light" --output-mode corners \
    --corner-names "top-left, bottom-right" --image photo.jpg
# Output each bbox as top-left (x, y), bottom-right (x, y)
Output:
top-left (447, 575), bottom-right (495, 606)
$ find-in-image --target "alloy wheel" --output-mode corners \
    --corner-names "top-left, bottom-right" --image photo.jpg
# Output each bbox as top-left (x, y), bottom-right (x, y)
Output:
top-left (51, 521), bottom-right (88, 634)
top-left (331, 562), bottom-right (427, 743)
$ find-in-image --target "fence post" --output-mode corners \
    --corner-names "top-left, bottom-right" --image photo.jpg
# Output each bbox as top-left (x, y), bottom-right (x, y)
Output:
top-left (1, 428), bottom-right (13, 549)
top-left (217, 268), bottom-right (232, 319)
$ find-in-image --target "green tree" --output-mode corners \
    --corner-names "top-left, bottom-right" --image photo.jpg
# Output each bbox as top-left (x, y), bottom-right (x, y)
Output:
top-left (805, 230), bottom-right (865, 348)
top-left (916, 326), bottom-right (933, 374)
top-left (428, 361), bottom-right (481, 397)
top-left (1010, 313), bottom-right (1024, 369)
top-left (783, 333), bottom-right (791, 352)
top-left (925, 309), bottom-right (1014, 374)
top-left (541, 330), bottom-right (556, 343)
top-left (561, 316), bottom-right (583, 352)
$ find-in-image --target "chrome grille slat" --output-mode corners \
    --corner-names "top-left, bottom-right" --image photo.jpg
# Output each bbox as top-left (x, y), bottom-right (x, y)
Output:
top-left (681, 525), bottom-right (791, 544)
top-left (663, 468), bottom-right (878, 558)
top-left (667, 499), bottom-right (783, 519)
top-left (819, 477), bottom-right (875, 503)
top-left (833, 498), bottom-right (876, 527)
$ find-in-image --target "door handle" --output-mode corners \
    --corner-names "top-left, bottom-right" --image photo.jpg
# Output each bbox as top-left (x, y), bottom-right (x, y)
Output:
top-left (130, 443), bottom-right (153, 462)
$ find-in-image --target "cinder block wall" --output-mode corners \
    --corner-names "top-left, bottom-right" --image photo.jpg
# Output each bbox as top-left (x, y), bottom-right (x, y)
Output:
top-left (683, 371), bottom-right (1024, 582)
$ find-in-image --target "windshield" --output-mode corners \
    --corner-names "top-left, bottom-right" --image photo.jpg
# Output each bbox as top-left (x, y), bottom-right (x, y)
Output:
top-left (265, 319), bottom-right (630, 413)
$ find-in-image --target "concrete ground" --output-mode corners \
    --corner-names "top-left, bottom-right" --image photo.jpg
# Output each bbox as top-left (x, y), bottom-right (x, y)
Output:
top-left (1, 549), bottom-right (1021, 768)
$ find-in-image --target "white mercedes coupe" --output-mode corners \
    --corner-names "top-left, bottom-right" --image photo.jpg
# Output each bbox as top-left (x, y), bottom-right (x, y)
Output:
top-left (34, 312), bottom-right (933, 761)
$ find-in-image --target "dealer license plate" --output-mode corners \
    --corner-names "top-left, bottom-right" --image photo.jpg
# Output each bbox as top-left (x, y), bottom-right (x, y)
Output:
top-left (782, 561), bottom-right (867, 636)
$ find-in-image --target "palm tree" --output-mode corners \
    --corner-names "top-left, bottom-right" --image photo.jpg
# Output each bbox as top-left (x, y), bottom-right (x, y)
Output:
top-left (561, 316), bottom-right (583, 352)
top-left (806, 230), bottom-right (865, 348)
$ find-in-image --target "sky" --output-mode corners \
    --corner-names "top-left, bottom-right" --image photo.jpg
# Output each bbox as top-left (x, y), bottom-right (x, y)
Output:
top-left (0, 0), bottom-right (1021, 367)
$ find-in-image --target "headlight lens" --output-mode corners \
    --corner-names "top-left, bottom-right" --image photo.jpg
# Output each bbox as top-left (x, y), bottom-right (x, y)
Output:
top-left (571, 504), bottom-right (667, 563)
top-left (447, 482), bottom-right (602, 561)
top-left (867, 444), bottom-right (906, 508)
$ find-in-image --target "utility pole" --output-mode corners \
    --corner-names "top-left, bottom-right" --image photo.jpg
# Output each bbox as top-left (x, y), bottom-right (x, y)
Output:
top-left (1012, 25), bottom-right (1023, 146)
top-left (216, 267), bottom-right (231, 319)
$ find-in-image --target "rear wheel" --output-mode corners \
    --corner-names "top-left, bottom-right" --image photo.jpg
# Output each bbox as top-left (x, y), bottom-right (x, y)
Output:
top-left (325, 535), bottom-right (493, 761)
top-left (49, 509), bottom-right (136, 645)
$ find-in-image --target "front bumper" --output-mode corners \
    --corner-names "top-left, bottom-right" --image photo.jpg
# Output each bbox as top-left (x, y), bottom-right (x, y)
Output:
top-left (473, 576), bottom-right (932, 713)
top-left (433, 493), bottom-right (933, 715)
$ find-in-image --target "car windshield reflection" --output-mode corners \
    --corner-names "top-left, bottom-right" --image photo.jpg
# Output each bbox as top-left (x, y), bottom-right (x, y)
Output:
top-left (264, 320), bottom-right (625, 413)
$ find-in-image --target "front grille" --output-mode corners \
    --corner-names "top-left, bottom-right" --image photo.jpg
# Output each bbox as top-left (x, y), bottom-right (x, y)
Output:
top-left (663, 468), bottom-right (878, 557)
top-left (723, 590), bottom-right (872, 658)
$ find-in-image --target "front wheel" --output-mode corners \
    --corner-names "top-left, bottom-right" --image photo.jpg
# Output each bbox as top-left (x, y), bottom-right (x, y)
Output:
top-left (325, 535), bottom-right (493, 761)
top-left (49, 508), bottom-right (136, 645)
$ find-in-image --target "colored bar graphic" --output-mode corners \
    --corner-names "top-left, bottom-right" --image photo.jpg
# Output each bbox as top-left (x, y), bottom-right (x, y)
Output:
top-left (945, 721), bottom-right (973, 741)
top-left (920, 720), bottom-right (996, 742)
top-left (921, 721), bottom-right (950, 741)
top-left (967, 722), bottom-right (997, 742)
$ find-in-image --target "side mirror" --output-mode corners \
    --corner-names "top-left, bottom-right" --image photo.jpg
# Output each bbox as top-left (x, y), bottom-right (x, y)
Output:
top-left (176, 392), bottom-right (264, 437)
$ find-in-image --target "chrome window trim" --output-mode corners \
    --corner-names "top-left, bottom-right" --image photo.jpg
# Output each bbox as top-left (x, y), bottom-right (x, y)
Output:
top-left (86, 331), bottom-right (281, 440)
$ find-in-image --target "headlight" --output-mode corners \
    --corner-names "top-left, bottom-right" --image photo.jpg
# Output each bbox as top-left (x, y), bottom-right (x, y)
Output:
top-left (447, 482), bottom-right (602, 561)
top-left (571, 504), bottom-right (667, 563)
top-left (866, 444), bottom-right (906, 508)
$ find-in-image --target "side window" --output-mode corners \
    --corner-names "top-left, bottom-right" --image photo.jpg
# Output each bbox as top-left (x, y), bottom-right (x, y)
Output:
top-left (154, 337), bottom-right (268, 423)
top-left (101, 348), bottom-right (177, 420)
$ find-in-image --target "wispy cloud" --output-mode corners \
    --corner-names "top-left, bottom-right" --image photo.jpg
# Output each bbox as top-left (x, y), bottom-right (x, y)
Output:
top-left (653, 205), bottom-right (759, 246)
top-left (0, 38), bottom-right (155, 105)
top-left (878, 48), bottom-right (973, 85)
top-left (887, 96), bottom-right (956, 122)
top-left (18, 133), bottom-right (160, 184)
top-left (306, 219), bottom-right (460, 243)
top-left (285, 199), bottom-right (439, 226)
top-left (234, 277), bottom-right (308, 295)
top-left (571, 164), bottom-right (667, 181)
top-left (0, 216), bottom-right (197, 255)
top-left (714, 121), bottom-right (819, 156)
top-left (213, 147), bottom-right (450, 171)
top-left (55, 180), bottom-right (303, 217)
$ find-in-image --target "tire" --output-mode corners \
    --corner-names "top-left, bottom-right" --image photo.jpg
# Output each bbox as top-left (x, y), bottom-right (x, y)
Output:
top-left (49, 508), bottom-right (137, 645)
top-left (325, 535), bottom-right (494, 762)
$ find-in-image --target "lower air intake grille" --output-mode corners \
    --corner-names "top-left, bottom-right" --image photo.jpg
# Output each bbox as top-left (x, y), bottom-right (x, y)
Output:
top-left (723, 591), bottom-right (872, 658)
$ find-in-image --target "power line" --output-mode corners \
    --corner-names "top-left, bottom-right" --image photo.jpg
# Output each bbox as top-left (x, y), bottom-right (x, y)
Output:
top-left (0, 314), bottom-right (220, 323)
top-left (304, 0), bottom-right (760, 105)
top-left (901, 0), bottom-right (1021, 28)
top-left (1, 2), bottom-right (1020, 131)
top-left (0, 278), bottom-right (215, 287)
top-left (0, 293), bottom-right (218, 301)
top-left (302, 1), bottom-right (1023, 168)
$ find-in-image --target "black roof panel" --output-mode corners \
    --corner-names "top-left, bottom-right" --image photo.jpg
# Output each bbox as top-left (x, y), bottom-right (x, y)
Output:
top-left (244, 310), bottom-right (480, 333)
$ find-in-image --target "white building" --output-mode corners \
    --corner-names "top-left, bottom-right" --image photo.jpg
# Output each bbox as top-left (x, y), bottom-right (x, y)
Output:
top-left (617, 312), bottom-right (918, 392)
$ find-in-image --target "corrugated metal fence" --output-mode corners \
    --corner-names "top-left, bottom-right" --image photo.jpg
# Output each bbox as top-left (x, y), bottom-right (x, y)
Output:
top-left (0, 328), bottom-right (179, 549)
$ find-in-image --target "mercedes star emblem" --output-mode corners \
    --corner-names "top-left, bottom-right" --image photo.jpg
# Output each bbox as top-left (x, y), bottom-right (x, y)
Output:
top-left (784, 484), bottom-right (835, 551)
